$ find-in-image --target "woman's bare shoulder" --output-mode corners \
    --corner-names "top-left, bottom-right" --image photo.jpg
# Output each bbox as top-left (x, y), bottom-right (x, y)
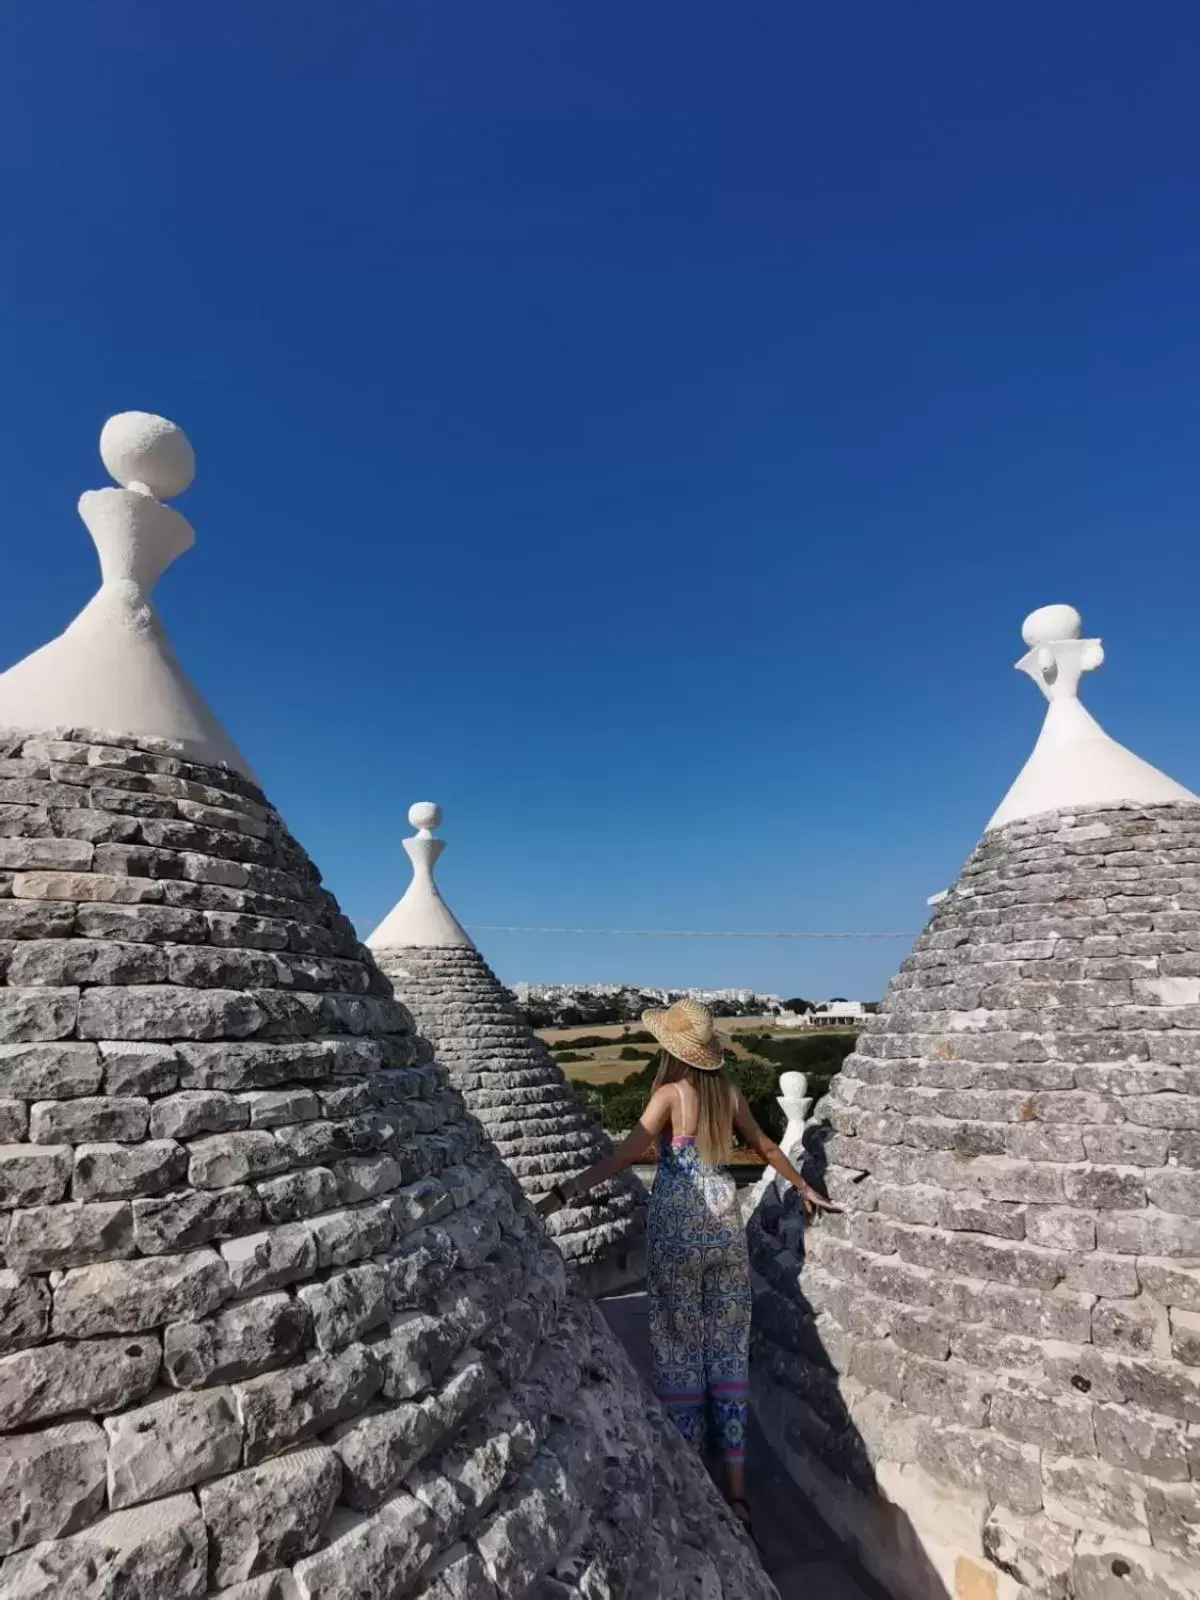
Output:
top-left (639, 1083), bottom-right (678, 1129)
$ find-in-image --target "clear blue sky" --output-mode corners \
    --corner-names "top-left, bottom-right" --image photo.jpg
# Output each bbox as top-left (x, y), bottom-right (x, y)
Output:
top-left (3, 2), bottom-right (1199, 998)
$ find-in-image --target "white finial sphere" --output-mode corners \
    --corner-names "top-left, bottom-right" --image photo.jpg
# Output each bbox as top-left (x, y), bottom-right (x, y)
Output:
top-left (1022, 604), bottom-right (1082, 648)
top-left (408, 801), bottom-right (442, 832)
top-left (99, 412), bottom-right (195, 500)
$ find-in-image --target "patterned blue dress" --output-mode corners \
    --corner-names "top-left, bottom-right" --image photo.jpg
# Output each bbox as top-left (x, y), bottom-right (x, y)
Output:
top-left (646, 1108), bottom-right (752, 1464)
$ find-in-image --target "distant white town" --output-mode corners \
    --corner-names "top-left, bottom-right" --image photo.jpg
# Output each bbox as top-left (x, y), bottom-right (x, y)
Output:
top-left (510, 981), bottom-right (875, 1030)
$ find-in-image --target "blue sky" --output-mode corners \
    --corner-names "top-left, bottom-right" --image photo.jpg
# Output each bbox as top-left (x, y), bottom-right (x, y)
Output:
top-left (2, 2), bottom-right (1200, 998)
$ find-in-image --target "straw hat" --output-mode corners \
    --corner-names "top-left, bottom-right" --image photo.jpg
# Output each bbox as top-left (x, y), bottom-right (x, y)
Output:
top-left (641, 998), bottom-right (725, 1072)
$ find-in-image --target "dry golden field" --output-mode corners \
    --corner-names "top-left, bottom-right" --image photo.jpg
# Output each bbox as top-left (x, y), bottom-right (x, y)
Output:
top-left (537, 1016), bottom-right (798, 1086)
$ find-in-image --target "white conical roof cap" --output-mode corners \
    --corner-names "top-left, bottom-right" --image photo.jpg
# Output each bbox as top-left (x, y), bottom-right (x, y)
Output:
top-left (987, 603), bottom-right (1197, 830)
top-left (366, 801), bottom-right (475, 949)
top-left (0, 411), bottom-right (252, 777)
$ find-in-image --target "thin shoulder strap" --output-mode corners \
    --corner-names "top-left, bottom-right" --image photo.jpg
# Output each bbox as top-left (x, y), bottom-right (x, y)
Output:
top-left (671, 1080), bottom-right (694, 1136)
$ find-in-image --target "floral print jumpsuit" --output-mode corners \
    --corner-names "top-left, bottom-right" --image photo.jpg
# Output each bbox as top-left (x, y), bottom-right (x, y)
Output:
top-left (646, 1084), bottom-right (753, 1464)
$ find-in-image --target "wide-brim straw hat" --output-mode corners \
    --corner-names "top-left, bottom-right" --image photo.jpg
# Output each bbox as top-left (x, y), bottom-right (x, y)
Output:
top-left (642, 998), bottom-right (725, 1072)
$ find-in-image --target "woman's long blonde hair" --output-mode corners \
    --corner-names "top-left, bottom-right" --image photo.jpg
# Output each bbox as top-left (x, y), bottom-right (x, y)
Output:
top-left (653, 1050), bottom-right (736, 1166)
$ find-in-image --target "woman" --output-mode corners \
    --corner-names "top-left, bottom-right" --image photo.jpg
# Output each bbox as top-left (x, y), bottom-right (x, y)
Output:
top-left (537, 999), bottom-right (835, 1532)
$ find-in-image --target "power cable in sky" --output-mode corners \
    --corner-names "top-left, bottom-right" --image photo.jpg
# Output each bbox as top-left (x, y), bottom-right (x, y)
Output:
top-left (466, 925), bottom-right (916, 940)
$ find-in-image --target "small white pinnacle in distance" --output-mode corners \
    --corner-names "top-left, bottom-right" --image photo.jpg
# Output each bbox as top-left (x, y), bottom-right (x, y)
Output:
top-left (409, 801), bottom-right (442, 835)
top-left (1021, 603), bottom-right (1082, 648)
top-left (99, 411), bottom-right (195, 501)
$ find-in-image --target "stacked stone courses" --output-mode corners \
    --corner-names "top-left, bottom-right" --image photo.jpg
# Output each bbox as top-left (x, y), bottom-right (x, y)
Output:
top-left (372, 944), bottom-right (645, 1294)
top-left (0, 731), bottom-right (773, 1599)
top-left (751, 800), bottom-right (1200, 1598)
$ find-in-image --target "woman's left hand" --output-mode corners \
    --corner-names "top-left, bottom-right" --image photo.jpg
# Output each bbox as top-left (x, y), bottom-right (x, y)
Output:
top-left (534, 1181), bottom-right (575, 1218)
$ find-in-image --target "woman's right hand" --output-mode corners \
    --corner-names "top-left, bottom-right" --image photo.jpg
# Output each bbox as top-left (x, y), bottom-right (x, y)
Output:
top-left (798, 1181), bottom-right (839, 1220)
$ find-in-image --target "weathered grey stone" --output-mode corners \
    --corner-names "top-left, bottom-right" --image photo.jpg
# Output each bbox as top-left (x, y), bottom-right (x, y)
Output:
top-left (221, 1222), bottom-right (317, 1294)
top-left (105, 1387), bottom-right (242, 1508)
top-left (387, 1176), bottom-right (453, 1236)
top-left (149, 1089), bottom-right (248, 1139)
top-left (334, 1154), bottom-right (404, 1202)
top-left (1140, 1257), bottom-right (1200, 1311)
top-left (1098, 1208), bottom-right (1200, 1256)
top-left (0, 1333), bottom-right (160, 1427)
top-left (0, 988), bottom-right (77, 1044)
top-left (189, 1130), bottom-right (286, 1189)
top-left (73, 1139), bottom-right (187, 1201)
top-left (52, 1248), bottom-right (231, 1336)
top-left (328, 1400), bottom-right (444, 1510)
top-left (200, 1445), bottom-right (341, 1587)
top-left (374, 1310), bottom-right (466, 1401)
top-left (1145, 1482), bottom-right (1200, 1561)
top-left (296, 1264), bottom-right (389, 1352)
top-left (1026, 1207), bottom-right (1097, 1252)
top-left (0, 1490), bottom-right (208, 1598)
top-left (163, 1290), bottom-right (310, 1388)
top-left (0, 901), bottom-right (75, 940)
top-left (915, 1420), bottom-right (1044, 1515)
top-left (256, 1166), bottom-right (338, 1224)
top-left (0, 839), bottom-right (92, 871)
top-left (308, 1203), bottom-right (393, 1270)
top-left (289, 1489), bottom-right (436, 1599)
top-left (77, 901), bottom-right (205, 943)
top-left (0, 1420), bottom-right (107, 1555)
top-left (990, 1383), bottom-right (1096, 1455)
top-left (0, 1144), bottom-right (70, 1209)
top-left (1169, 1307), bottom-right (1200, 1365)
top-left (29, 1096), bottom-right (148, 1144)
top-left (1094, 1296), bottom-right (1172, 1356)
top-left (1148, 1168), bottom-right (1200, 1217)
top-left (78, 985), bottom-right (268, 1042)
top-left (1070, 1540), bottom-right (1197, 1600)
top-left (1065, 1251), bottom-right (1141, 1297)
top-left (236, 1343), bottom-right (382, 1464)
top-left (981, 1507), bottom-right (1077, 1593)
top-left (7, 1200), bottom-right (133, 1271)
top-left (0, 1042), bottom-right (101, 1099)
top-left (1042, 1454), bottom-right (1149, 1537)
top-left (8, 940), bottom-right (166, 987)
top-left (132, 1184), bottom-right (262, 1254)
top-left (239, 1088), bottom-right (319, 1128)
top-left (100, 1041), bottom-right (180, 1096)
top-left (167, 945), bottom-right (278, 988)
top-left (1064, 1165), bottom-right (1148, 1211)
top-left (0, 1271), bottom-right (49, 1353)
top-left (12, 871), bottom-right (161, 904)
top-left (1095, 1403), bottom-right (1191, 1482)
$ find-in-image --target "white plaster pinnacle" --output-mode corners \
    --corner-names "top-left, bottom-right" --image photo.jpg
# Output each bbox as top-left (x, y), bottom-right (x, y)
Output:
top-left (0, 412), bottom-right (252, 777)
top-left (366, 801), bottom-right (475, 950)
top-left (987, 604), bottom-right (1197, 830)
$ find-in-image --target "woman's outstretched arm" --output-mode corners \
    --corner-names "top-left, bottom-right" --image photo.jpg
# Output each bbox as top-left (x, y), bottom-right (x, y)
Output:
top-left (535, 1085), bottom-right (676, 1214)
top-left (733, 1091), bottom-right (838, 1218)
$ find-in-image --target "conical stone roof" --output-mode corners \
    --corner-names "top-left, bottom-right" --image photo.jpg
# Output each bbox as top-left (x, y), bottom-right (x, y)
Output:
top-left (752, 605), bottom-right (1200, 1600)
top-left (0, 416), bottom-right (773, 1599)
top-left (367, 806), bottom-right (645, 1296)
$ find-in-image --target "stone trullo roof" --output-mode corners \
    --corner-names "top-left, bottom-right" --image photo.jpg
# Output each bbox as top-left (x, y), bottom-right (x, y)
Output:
top-left (0, 415), bottom-right (773, 1599)
top-left (366, 806), bottom-right (645, 1295)
top-left (750, 604), bottom-right (1200, 1600)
